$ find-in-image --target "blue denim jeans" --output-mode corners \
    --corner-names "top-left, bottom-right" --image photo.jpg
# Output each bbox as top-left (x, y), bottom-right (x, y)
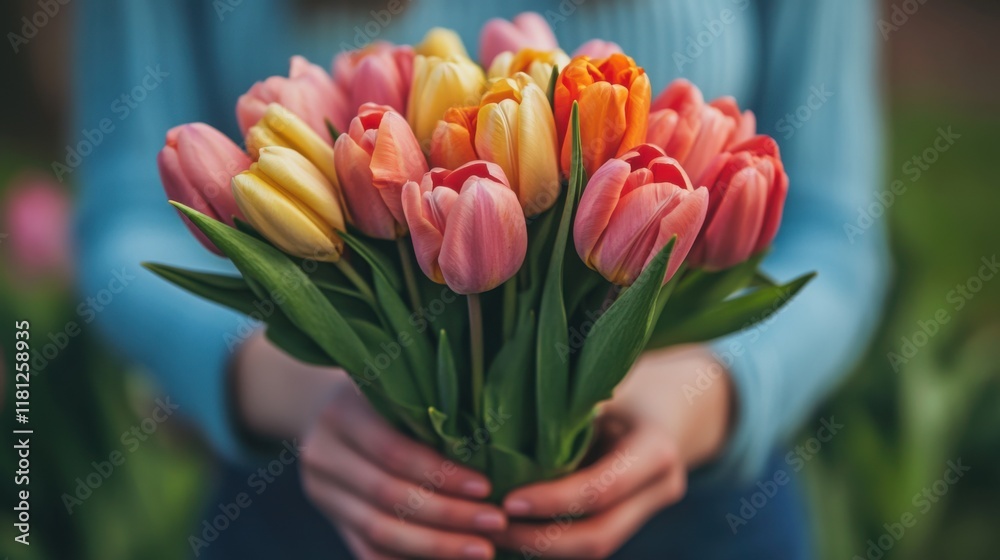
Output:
top-left (194, 451), bottom-right (811, 560)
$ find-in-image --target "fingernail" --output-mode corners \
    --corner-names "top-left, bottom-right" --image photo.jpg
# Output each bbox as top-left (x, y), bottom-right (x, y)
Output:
top-left (462, 543), bottom-right (493, 559)
top-left (461, 480), bottom-right (490, 498)
top-left (472, 511), bottom-right (506, 531)
top-left (504, 498), bottom-right (531, 515)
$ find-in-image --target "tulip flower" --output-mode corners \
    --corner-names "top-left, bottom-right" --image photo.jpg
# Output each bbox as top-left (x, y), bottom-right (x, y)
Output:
top-left (487, 48), bottom-right (570, 92)
top-left (231, 146), bottom-right (346, 262)
top-left (479, 12), bottom-right (559, 68)
top-left (688, 136), bottom-right (788, 270)
top-left (236, 56), bottom-right (349, 143)
top-left (246, 103), bottom-right (340, 190)
top-left (415, 27), bottom-right (470, 60)
top-left (334, 103), bottom-right (429, 239)
top-left (430, 73), bottom-right (560, 215)
top-left (572, 39), bottom-right (623, 59)
top-left (1, 173), bottom-right (72, 282)
top-left (647, 79), bottom-right (756, 180)
top-left (402, 162), bottom-right (527, 294)
top-left (407, 54), bottom-right (486, 149)
top-left (157, 123), bottom-right (251, 254)
top-left (333, 42), bottom-right (414, 117)
top-left (574, 144), bottom-right (708, 285)
top-left (554, 54), bottom-right (652, 177)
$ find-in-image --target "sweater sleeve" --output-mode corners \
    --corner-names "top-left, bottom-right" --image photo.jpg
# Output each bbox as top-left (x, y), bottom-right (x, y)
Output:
top-left (708, 0), bottom-right (891, 479)
top-left (73, 0), bottom-right (255, 462)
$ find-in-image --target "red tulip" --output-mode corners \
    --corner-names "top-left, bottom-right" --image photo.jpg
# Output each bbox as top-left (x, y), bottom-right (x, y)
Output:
top-left (647, 79), bottom-right (755, 180)
top-left (237, 56), bottom-right (349, 144)
top-left (688, 135), bottom-right (789, 270)
top-left (401, 162), bottom-right (527, 294)
top-left (157, 123), bottom-right (251, 253)
top-left (574, 144), bottom-right (708, 285)
top-left (334, 103), bottom-right (429, 239)
top-left (333, 42), bottom-right (414, 118)
top-left (479, 12), bottom-right (558, 67)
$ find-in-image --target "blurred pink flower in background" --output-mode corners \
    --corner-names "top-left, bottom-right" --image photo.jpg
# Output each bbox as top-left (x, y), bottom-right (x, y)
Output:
top-left (2, 172), bottom-right (73, 284)
top-left (572, 39), bottom-right (623, 59)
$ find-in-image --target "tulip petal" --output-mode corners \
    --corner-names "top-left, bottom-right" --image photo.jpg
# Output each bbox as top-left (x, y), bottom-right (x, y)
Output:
top-left (334, 134), bottom-right (400, 239)
top-left (439, 178), bottom-right (527, 294)
top-left (573, 159), bottom-right (631, 264)
top-left (402, 181), bottom-right (447, 284)
top-left (371, 112), bottom-right (429, 224)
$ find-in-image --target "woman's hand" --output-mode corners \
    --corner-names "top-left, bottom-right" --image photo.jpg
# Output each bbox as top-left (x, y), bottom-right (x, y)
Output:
top-left (300, 380), bottom-right (507, 560)
top-left (233, 332), bottom-right (506, 559)
top-left (492, 345), bottom-right (733, 559)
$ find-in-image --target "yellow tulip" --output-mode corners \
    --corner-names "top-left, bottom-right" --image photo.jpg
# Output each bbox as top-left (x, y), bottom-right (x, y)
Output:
top-left (407, 54), bottom-right (486, 149)
top-left (487, 48), bottom-right (570, 92)
top-left (415, 27), bottom-right (470, 60)
top-left (246, 103), bottom-right (339, 189)
top-left (431, 73), bottom-right (559, 215)
top-left (231, 146), bottom-right (346, 262)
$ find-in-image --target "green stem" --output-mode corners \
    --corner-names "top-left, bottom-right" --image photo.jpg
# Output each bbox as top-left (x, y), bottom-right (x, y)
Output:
top-left (502, 278), bottom-right (517, 341)
top-left (396, 238), bottom-right (424, 313)
top-left (468, 293), bottom-right (484, 421)
top-left (334, 258), bottom-right (375, 303)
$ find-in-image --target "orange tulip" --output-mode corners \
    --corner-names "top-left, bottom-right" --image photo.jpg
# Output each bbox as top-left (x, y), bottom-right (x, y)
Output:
top-left (553, 53), bottom-right (651, 177)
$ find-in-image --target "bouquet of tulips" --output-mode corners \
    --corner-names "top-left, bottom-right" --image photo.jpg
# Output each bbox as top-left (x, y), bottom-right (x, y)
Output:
top-left (148, 13), bottom-right (812, 503)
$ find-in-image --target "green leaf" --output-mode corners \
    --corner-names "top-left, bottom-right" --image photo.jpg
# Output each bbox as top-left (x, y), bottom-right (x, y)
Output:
top-left (373, 262), bottom-right (437, 406)
top-left (325, 118), bottom-right (341, 141)
top-left (340, 229), bottom-right (403, 292)
top-left (172, 202), bottom-right (372, 374)
top-left (264, 323), bottom-right (332, 366)
top-left (647, 271), bottom-right (816, 347)
top-left (436, 330), bottom-right (459, 433)
top-left (142, 263), bottom-right (257, 314)
top-left (484, 311), bottom-right (536, 453)
top-left (535, 103), bottom-right (584, 468)
top-left (662, 252), bottom-right (766, 322)
top-left (546, 64), bottom-right (559, 108)
top-left (569, 237), bottom-right (676, 424)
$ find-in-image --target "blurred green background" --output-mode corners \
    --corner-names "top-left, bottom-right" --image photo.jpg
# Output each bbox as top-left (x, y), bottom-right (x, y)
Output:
top-left (0, 1), bottom-right (997, 559)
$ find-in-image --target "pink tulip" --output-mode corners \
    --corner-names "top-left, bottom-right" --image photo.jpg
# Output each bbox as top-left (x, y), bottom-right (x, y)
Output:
top-left (401, 162), bottom-right (527, 294)
top-left (236, 56), bottom-right (349, 144)
top-left (334, 103), bottom-right (429, 239)
top-left (333, 42), bottom-right (414, 118)
top-left (2, 173), bottom-right (72, 282)
top-left (572, 39), bottom-right (623, 59)
top-left (479, 12), bottom-right (559, 67)
top-left (574, 144), bottom-right (708, 286)
top-left (157, 123), bottom-right (251, 254)
top-left (688, 135), bottom-right (788, 270)
top-left (647, 79), bottom-right (756, 180)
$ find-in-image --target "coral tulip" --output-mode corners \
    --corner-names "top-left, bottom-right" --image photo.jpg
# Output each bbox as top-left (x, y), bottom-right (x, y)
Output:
top-left (430, 73), bottom-right (560, 215)
top-left (401, 162), bottom-right (527, 294)
top-left (231, 146), bottom-right (346, 262)
top-left (554, 54), bottom-right (651, 177)
top-left (333, 42), bottom-right (414, 118)
top-left (688, 135), bottom-right (788, 270)
top-left (647, 79), bottom-right (756, 180)
top-left (487, 48), bottom-right (570, 92)
top-left (245, 103), bottom-right (340, 187)
top-left (479, 12), bottom-right (559, 68)
top-left (407, 54), bottom-right (486, 149)
top-left (334, 103), bottom-right (429, 239)
top-left (236, 56), bottom-right (348, 143)
top-left (574, 144), bottom-right (708, 285)
top-left (157, 123), bottom-right (251, 254)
